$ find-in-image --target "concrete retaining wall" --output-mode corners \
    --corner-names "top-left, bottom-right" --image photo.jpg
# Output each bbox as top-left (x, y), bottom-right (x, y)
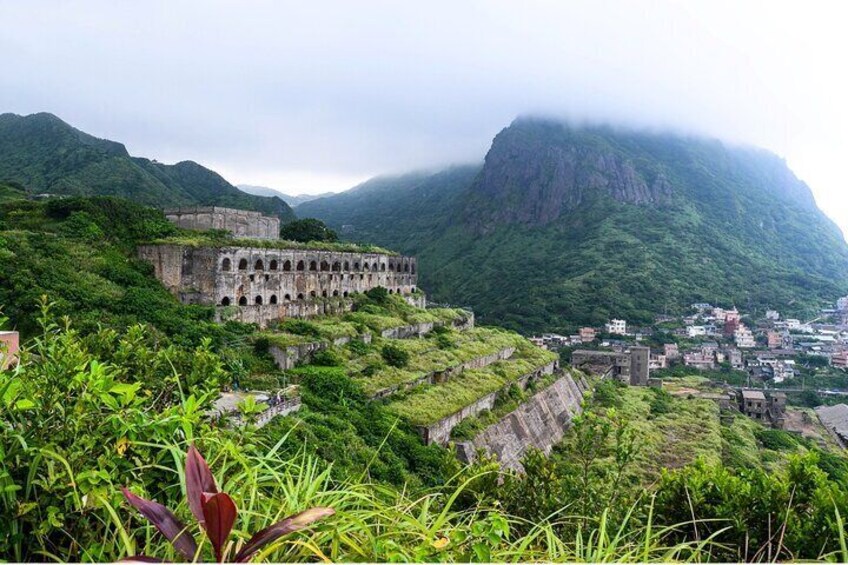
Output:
top-left (370, 347), bottom-right (517, 399)
top-left (418, 360), bottom-right (559, 445)
top-left (455, 372), bottom-right (588, 472)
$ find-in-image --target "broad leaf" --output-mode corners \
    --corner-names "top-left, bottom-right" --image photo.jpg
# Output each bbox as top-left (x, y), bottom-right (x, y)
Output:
top-left (119, 556), bottom-right (168, 563)
top-left (121, 487), bottom-right (198, 561)
top-left (234, 507), bottom-right (334, 562)
top-left (201, 492), bottom-right (237, 562)
top-left (185, 445), bottom-right (218, 526)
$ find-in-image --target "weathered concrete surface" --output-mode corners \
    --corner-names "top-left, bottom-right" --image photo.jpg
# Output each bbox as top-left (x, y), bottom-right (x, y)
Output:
top-left (165, 206), bottom-right (280, 239)
top-left (419, 360), bottom-right (560, 445)
top-left (456, 372), bottom-right (588, 471)
top-left (139, 244), bottom-right (419, 326)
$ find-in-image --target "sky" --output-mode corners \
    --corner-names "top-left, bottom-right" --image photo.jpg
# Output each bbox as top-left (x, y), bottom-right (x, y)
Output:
top-left (2, 1), bottom-right (848, 235)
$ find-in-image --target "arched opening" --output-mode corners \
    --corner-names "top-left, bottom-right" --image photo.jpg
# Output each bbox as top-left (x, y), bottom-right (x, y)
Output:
top-left (411, 264), bottom-right (416, 274)
top-left (270, 259), bottom-right (278, 270)
top-left (320, 260), bottom-right (330, 272)
top-left (238, 258), bottom-right (248, 270)
top-left (297, 293), bottom-right (304, 300)
top-left (296, 260), bottom-right (305, 271)
top-left (255, 295), bottom-right (263, 305)
top-left (332, 261), bottom-right (341, 272)
top-left (222, 258), bottom-right (232, 272)
top-left (284, 294), bottom-right (291, 301)
top-left (343, 261), bottom-right (350, 271)
top-left (310, 290), bottom-right (317, 298)
top-left (255, 259), bottom-right (264, 271)
top-left (343, 291), bottom-right (349, 297)
top-left (269, 294), bottom-right (278, 304)
top-left (411, 287), bottom-right (416, 293)
top-left (333, 290), bottom-right (339, 296)
top-left (238, 296), bottom-right (248, 306)
top-left (221, 296), bottom-right (231, 306)
top-left (363, 263), bottom-right (370, 271)
top-left (322, 290), bottom-right (328, 297)
top-left (380, 263), bottom-right (386, 272)
top-left (354, 262), bottom-right (360, 271)
top-left (389, 262), bottom-right (395, 272)
top-left (389, 289), bottom-right (394, 294)
top-left (309, 261), bottom-right (318, 271)
top-left (404, 263), bottom-right (409, 273)
top-left (283, 260), bottom-right (292, 271)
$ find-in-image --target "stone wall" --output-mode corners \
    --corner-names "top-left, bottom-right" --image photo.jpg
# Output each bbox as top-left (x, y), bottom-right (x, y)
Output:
top-left (138, 244), bottom-right (419, 326)
top-left (418, 360), bottom-right (560, 445)
top-left (455, 372), bottom-right (588, 472)
top-left (164, 206), bottom-right (280, 239)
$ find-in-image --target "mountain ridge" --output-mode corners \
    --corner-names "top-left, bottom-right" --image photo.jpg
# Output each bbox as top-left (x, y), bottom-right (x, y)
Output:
top-left (0, 112), bottom-right (296, 221)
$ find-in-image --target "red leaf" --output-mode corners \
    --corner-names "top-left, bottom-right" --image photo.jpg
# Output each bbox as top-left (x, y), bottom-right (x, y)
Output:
top-left (234, 507), bottom-right (334, 563)
top-left (201, 492), bottom-right (237, 562)
top-left (121, 487), bottom-right (198, 561)
top-left (185, 445), bottom-right (218, 526)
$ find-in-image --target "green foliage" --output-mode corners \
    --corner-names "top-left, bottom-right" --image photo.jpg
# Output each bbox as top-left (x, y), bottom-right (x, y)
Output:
top-left (279, 217), bottom-right (338, 242)
top-left (755, 428), bottom-right (801, 451)
top-left (381, 342), bottom-right (410, 368)
top-left (0, 112), bottom-right (295, 220)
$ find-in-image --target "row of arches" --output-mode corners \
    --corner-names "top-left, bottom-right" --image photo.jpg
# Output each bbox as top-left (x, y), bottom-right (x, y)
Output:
top-left (221, 257), bottom-right (416, 274)
top-left (219, 287), bottom-right (416, 307)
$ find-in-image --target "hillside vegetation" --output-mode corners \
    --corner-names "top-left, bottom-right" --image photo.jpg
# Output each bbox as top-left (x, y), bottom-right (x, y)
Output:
top-left (298, 119), bottom-right (848, 332)
top-left (0, 112), bottom-right (295, 220)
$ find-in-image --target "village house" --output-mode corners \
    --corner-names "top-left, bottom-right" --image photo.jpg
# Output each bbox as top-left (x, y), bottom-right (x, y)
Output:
top-left (735, 324), bottom-right (756, 348)
top-left (579, 327), bottom-right (597, 342)
top-left (664, 343), bottom-right (680, 359)
top-left (605, 319), bottom-right (627, 335)
top-left (767, 330), bottom-right (782, 349)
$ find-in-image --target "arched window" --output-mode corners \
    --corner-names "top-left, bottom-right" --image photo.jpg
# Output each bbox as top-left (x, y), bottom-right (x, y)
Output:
top-left (388, 289), bottom-right (394, 294)
top-left (320, 260), bottom-right (330, 272)
top-left (310, 290), bottom-right (317, 297)
top-left (255, 259), bottom-right (264, 271)
top-left (270, 259), bottom-right (278, 270)
top-left (343, 291), bottom-right (349, 297)
top-left (411, 287), bottom-right (416, 293)
top-left (269, 294), bottom-right (278, 304)
top-left (221, 296), bottom-right (231, 306)
top-left (222, 258), bottom-right (232, 272)
top-left (284, 294), bottom-right (291, 301)
top-left (283, 260), bottom-right (292, 271)
top-left (343, 261), bottom-right (350, 271)
top-left (255, 295), bottom-right (263, 305)
top-left (380, 263), bottom-right (386, 272)
top-left (389, 262), bottom-right (395, 271)
top-left (322, 290), bottom-right (328, 297)
top-left (238, 258), bottom-right (248, 270)
top-left (297, 293), bottom-right (304, 300)
top-left (238, 296), bottom-right (248, 306)
top-left (332, 261), bottom-right (341, 272)
top-left (411, 264), bottom-right (416, 274)
top-left (363, 263), bottom-right (370, 271)
top-left (354, 262), bottom-right (360, 271)
top-left (404, 263), bottom-right (410, 273)
top-left (309, 261), bottom-right (317, 271)
top-left (296, 260), bottom-right (305, 271)
top-left (332, 290), bottom-right (339, 297)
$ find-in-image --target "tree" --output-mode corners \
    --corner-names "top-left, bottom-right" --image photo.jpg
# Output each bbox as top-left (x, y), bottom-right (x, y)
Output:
top-left (279, 218), bottom-right (338, 243)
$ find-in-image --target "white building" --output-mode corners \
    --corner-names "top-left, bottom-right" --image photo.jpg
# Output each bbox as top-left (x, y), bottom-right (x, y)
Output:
top-left (838, 296), bottom-right (848, 312)
top-left (735, 325), bottom-right (756, 348)
top-left (605, 319), bottom-right (627, 335)
top-left (686, 325), bottom-right (707, 338)
top-left (766, 310), bottom-right (780, 321)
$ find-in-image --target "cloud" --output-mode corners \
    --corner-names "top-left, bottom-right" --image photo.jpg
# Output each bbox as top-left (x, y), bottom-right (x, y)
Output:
top-left (2, 0), bottom-right (847, 234)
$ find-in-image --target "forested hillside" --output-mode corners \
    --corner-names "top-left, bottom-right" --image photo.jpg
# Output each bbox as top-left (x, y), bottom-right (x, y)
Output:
top-left (298, 119), bottom-right (848, 332)
top-left (0, 113), bottom-right (296, 220)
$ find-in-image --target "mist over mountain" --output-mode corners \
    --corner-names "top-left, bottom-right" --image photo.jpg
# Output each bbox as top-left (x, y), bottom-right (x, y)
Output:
top-left (0, 112), bottom-right (296, 221)
top-left (238, 184), bottom-right (336, 206)
top-left (298, 118), bottom-right (848, 332)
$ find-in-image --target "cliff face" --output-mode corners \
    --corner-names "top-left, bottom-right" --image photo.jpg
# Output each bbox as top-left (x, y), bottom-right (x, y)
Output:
top-left (465, 119), bottom-right (674, 232)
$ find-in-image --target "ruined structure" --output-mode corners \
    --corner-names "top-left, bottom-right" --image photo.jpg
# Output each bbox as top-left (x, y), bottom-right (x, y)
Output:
top-left (139, 244), bottom-right (419, 326)
top-left (165, 206), bottom-right (280, 239)
top-left (737, 389), bottom-right (786, 428)
top-left (571, 346), bottom-right (650, 385)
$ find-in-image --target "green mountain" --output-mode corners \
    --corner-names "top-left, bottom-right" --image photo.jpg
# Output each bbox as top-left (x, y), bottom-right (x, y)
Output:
top-left (298, 118), bottom-right (848, 332)
top-left (0, 112), bottom-right (296, 221)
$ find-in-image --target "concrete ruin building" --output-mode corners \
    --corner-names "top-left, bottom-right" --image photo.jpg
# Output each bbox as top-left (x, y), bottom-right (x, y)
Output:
top-left (140, 207), bottom-right (420, 326)
top-left (737, 389), bottom-right (786, 428)
top-left (165, 206), bottom-right (280, 240)
top-left (571, 346), bottom-right (650, 385)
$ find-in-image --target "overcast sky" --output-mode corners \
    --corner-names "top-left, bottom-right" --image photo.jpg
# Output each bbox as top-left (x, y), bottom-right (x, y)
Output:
top-left (3, 1), bottom-right (848, 235)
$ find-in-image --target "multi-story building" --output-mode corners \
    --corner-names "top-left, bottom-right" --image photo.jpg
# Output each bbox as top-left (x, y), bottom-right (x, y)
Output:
top-left (767, 331), bottom-right (782, 349)
top-left (683, 351), bottom-right (715, 371)
top-left (664, 343), bottom-right (680, 359)
top-left (735, 325), bottom-right (756, 348)
top-left (579, 327), bottom-right (597, 343)
top-left (833, 351), bottom-right (848, 369)
top-left (605, 319), bottom-right (627, 335)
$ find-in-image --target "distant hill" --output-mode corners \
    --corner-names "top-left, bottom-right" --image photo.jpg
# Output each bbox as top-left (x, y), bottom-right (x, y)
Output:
top-left (0, 112), bottom-right (296, 221)
top-left (238, 184), bottom-right (336, 206)
top-left (297, 118), bottom-right (848, 333)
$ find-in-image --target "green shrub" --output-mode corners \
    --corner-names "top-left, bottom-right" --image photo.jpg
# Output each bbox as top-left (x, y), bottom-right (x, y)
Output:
top-left (381, 343), bottom-right (410, 368)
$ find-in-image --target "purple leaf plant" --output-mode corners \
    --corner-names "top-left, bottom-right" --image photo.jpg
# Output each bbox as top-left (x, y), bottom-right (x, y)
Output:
top-left (121, 445), bottom-right (334, 562)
